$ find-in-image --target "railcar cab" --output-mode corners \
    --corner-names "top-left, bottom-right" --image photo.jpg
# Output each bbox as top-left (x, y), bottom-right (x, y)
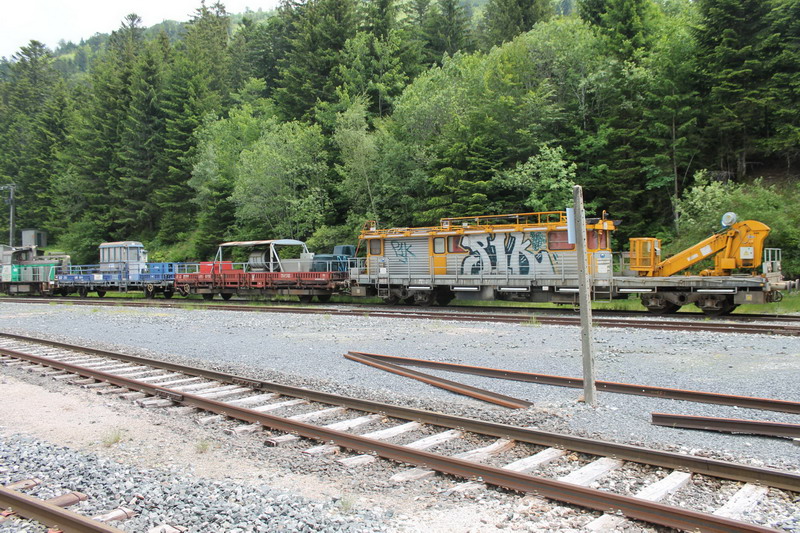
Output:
top-left (0, 245), bottom-right (70, 295)
top-left (98, 241), bottom-right (148, 276)
top-left (355, 211), bottom-right (617, 305)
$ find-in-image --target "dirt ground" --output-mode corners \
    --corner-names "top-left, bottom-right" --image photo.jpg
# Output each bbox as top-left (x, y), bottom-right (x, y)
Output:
top-left (0, 371), bottom-right (528, 532)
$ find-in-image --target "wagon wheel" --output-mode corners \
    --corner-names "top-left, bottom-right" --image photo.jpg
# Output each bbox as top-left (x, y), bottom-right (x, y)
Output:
top-left (96, 290), bottom-right (106, 298)
top-left (414, 292), bottom-right (435, 307)
top-left (163, 289), bottom-right (174, 299)
top-left (316, 294), bottom-right (332, 303)
top-left (202, 293), bottom-right (214, 301)
top-left (221, 293), bottom-right (233, 301)
top-left (642, 296), bottom-right (680, 315)
top-left (78, 287), bottom-right (89, 298)
top-left (144, 284), bottom-right (156, 299)
top-left (697, 296), bottom-right (737, 316)
top-left (298, 295), bottom-right (313, 304)
top-left (434, 289), bottom-right (454, 306)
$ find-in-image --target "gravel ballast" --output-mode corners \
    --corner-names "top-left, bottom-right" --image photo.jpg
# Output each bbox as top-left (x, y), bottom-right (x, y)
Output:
top-left (0, 301), bottom-right (798, 531)
top-left (0, 433), bottom-right (388, 533)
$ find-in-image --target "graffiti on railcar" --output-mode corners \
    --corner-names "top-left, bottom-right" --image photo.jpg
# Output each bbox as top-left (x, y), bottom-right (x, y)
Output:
top-left (390, 241), bottom-right (416, 264)
top-left (460, 232), bottom-right (554, 275)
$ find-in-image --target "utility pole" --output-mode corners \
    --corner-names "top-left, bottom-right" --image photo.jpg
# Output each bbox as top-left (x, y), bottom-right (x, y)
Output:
top-left (0, 184), bottom-right (14, 247)
top-left (573, 185), bottom-right (597, 406)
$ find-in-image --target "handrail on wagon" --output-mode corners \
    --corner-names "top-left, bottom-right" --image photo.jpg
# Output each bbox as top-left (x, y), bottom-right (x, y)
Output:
top-left (440, 211), bottom-right (567, 226)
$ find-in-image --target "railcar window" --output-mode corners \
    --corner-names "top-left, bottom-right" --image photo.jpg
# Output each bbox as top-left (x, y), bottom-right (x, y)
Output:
top-left (448, 236), bottom-right (467, 253)
top-left (548, 230), bottom-right (575, 251)
top-left (587, 231), bottom-right (597, 249)
top-left (433, 237), bottom-right (445, 254)
top-left (369, 239), bottom-right (382, 256)
top-left (586, 230), bottom-right (608, 249)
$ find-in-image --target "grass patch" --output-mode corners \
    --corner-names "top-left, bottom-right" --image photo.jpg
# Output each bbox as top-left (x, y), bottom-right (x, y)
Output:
top-left (736, 290), bottom-right (800, 314)
top-left (195, 440), bottom-right (213, 454)
top-left (102, 428), bottom-right (124, 447)
top-left (336, 494), bottom-right (356, 513)
top-left (523, 316), bottom-right (540, 327)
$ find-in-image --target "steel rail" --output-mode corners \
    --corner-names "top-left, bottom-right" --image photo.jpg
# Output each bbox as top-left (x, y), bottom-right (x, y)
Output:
top-left (0, 349), bottom-right (780, 532)
top-left (3, 297), bottom-right (799, 336)
top-left (344, 351), bottom-right (533, 409)
top-left (1, 333), bottom-right (798, 492)
top-left (346, 351), bottom-right (800, 415)
top-left (652, 413), bottom-right (800, 439)
top-left (0, 487), bottom-right (124, 533)
top-left (8, 295), bottom-right (800, 323)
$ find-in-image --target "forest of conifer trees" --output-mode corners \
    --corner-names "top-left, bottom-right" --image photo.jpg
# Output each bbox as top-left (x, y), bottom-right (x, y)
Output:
top-left (0, 0), bottom-right (798, 272)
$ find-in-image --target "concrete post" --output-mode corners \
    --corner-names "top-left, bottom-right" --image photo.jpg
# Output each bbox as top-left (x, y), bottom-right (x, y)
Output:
top-left (573, 185), bottom-right (597, 406)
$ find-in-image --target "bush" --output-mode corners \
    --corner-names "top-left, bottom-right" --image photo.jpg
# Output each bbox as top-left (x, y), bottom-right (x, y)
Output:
top-left (672, 173), bottom-right (800, 276)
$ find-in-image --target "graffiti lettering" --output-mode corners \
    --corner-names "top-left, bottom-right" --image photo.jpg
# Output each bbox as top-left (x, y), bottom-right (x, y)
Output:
top-left (390, 241), bottom-right (416, 264)
top-left (460, 232), bottom-right (554, 275)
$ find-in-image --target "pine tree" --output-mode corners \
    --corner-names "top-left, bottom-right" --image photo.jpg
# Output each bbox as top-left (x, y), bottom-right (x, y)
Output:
top-left (27, 81), bottom-right (72, 237)
top-left (240, 0), bottom-right (301, 98)
top-left (422, 0), bottom-right (474, 63)
top-left (481, 0), bottom-right (553, 48)
top-left (694, 0), bottom-right (771, 177)
top-left (577, 0), bottom-right (606, 26)
top-left (154, 55), bottom-right (209, 245)
top-left (364, 0), bottom-right (397, 39)
top-left (184, 1), bottom-right (233, 102)
top-left (153, 4), bottom-right (233, 245)
top-left (65, 15), bottom-right (145, 237)
top-left (600, 0), bottom-right (656, 60)
top-left (761, 0), bottom-right (800, 168)
top-left (0, 41), bottom-right (61, 235)
top-left (113, 41), bottom-right (167, 239)
top-left (274, 0), bottom-right (360, 120)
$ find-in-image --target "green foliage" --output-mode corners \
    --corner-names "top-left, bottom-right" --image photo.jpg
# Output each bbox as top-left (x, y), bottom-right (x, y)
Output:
top-left (113, 41), bottom-right (167, 239)
top-left (232, 120), bottom-right (330, 239)
top-left (0, 41), bottom-right (62, 238)
top-left (274, 0), bottom-right (360, 120)
top-left (673, 173), bottom-right (800, 274)
top-left (189, 87), bottom-right (277, 257)
top-left (761, 0), bottom-right (800, 166)
top-left (337, 31), bottom-right (410, 117)
top-left (0, 0), bottom-right (798, 273)
top-left (55, 219), bottom-right (106, 264)
top-left (306, 219), bottom-right (362, 253)
top-left (694, 0), bottom-right (772, 177)
top-left (479, 0), bottom-right (553, 48)
top-left (492, 145), bottom-right (578, 212)
top-left (333, 98), bottom-right (380, 217)
top-left (599, 0), bottom-right (657, 60)
top-left (422, 0), bottom-right (476, 63)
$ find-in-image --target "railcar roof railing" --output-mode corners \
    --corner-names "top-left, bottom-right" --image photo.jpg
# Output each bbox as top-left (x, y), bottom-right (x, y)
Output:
top-left (360, 211), bottom-right (617, 238)
top-left (440, 211), bottom-right (567, 226)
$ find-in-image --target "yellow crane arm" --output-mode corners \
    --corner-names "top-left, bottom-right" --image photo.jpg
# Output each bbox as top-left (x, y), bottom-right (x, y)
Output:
top-left (629, 220), bottom-right (770, 277)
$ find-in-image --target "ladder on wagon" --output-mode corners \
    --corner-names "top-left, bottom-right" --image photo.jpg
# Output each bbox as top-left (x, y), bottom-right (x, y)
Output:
top-left (376, 261), bottom-right (390, 299)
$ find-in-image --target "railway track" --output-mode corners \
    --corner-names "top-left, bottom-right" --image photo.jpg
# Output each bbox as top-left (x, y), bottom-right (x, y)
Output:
top-left (0, 479), bottom-right (131, 533)
top-left (2, 296), bottom-right (800, 336)
top-left (6, 294), bottom-right (800, 322)
top-left (1, 332), bottom-right (797, 532)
